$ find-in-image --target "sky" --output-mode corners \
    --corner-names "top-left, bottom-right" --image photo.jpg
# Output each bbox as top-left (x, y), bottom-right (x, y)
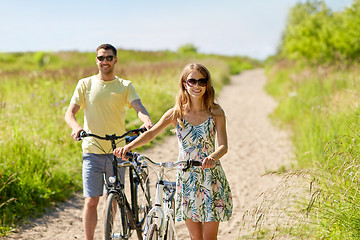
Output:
top-left (0, 0), bottom-right (353, 60)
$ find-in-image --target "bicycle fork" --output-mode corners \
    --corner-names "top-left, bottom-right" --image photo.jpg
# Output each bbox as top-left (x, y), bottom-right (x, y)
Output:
top-left (144, 178), bottom-right (178, 239)
top-left (144, 178), bottom-right (164, 236)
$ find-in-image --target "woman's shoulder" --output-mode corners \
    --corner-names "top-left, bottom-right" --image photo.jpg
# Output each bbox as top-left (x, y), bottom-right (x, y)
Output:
top-left (211, 106), bottom-right (226, 127)
top-left (211, 105), bottom-right (225, 117)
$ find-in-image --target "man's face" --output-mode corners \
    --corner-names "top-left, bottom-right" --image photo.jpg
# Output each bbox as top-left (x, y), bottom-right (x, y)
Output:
top-left (96, 49), bottom-right (117, 74)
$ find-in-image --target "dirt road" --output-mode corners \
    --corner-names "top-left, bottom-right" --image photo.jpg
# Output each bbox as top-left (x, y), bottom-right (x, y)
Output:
top-left (4, 69), bottom-right (293, 239)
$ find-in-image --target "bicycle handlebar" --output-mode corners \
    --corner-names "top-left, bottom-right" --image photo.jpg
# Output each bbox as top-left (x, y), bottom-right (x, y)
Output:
top-left (125, 152), bottom-right (202, 171)
top-left (77, 127), bottom-right (147, 141)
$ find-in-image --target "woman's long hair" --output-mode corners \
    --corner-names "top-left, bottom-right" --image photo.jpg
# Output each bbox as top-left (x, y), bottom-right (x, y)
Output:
top-left (172, 63), bottom-right (219, 128)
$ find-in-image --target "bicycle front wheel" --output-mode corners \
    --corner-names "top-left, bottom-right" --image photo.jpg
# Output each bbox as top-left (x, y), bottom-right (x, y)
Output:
top-left (145, 223), bottom-right (158, 240)
top-left (132, 165), bottom-right (152, 239)
top-left (134, 165), bottom-right (152, 223)
top-left (164, 198), bottom-right (175, 240)
top-left (104, 192), bottom-right (129, 240)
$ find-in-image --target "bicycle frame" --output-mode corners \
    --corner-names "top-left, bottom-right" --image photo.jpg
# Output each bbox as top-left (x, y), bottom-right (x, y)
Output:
top-left (144, 164), bottom-right (177, 240)
top-left (78, 129), bottom-right (151, 240)
top-left (107, 157), bottom-right (149, 239)
top-left (125, 155), bottom-right (202, 240)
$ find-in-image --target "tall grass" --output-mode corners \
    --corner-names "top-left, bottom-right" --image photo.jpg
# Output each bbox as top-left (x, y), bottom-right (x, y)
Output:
top-left (307, 135), bottom-right (360, 239)
top-left (256, 0), bottom-right (360, 238)
top-left (264, 61), bottom-right (360, 238)
top-left (0, 49), bottom-right (257, 235)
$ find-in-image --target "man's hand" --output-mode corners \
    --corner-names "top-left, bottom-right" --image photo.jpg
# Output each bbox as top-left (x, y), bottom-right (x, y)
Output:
top-left (141, 122), bottom-right (154, 130)
top-left (131, 99), bottom-right (153, 130)
top-left (71, 127), bottom-right (84, 141)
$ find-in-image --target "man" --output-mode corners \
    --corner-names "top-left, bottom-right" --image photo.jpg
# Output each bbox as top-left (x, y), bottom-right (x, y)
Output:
top-left (65, 44), bottom-right (153, 240)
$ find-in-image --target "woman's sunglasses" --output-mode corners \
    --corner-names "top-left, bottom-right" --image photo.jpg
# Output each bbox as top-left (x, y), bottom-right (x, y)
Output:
top-left (96, 55), bottom-right (115, 61)
top-left (186, 78), bottom-right (208, 87)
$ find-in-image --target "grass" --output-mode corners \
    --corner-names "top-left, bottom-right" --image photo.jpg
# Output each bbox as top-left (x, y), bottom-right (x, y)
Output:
top-left (0, 49), bottom-right (258, 236)
top-left (261, 60), bottom-right (360, 239)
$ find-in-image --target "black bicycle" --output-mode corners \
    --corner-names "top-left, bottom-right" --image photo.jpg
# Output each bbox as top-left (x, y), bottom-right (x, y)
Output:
top-left (78, 128), bottom-right (152, 240)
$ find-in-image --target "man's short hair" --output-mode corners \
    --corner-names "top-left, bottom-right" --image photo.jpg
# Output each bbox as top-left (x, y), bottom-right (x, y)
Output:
top-left (96, 44), bottom-right (117, 56)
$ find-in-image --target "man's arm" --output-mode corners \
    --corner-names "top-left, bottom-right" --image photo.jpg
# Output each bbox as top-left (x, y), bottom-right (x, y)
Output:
top-left (65, 103), bottom-right (83, 140)
top-left (131, 99), bottom-right (153, 130)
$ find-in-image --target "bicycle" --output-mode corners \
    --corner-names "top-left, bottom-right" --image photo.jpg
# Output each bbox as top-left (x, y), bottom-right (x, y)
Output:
top-left (78, 128), bottom-right (152, 240)
top-left (125, 152), bottom-right (202, 240)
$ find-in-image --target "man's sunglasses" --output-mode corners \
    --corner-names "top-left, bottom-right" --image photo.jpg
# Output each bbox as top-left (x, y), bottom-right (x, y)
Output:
top-left (186, 78), bottom-right (208, 87)
top-left (96, 55), bottom-right (115, 61)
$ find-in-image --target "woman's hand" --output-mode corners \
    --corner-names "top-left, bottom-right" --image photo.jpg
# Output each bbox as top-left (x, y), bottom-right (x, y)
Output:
top-left (202, 156), bottom-right (216, 169)
top-left (113, 146), bottom-right (131, 159)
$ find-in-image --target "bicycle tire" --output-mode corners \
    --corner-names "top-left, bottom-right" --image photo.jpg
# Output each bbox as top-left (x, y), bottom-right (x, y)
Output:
top-left (104, 192), bottom-right (129, 240)
top-left (133, 165), bottom-right (152, 239)
top-left (145, 223), bottom-right (158, 240)
top-left (164, 197), bottom-right (175, 240)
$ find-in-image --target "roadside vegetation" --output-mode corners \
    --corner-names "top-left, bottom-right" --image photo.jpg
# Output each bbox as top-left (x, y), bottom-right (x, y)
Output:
top-left (0, 46), bottom-right (260, 235)
top-left (258, 0), bottom-right (360, 238)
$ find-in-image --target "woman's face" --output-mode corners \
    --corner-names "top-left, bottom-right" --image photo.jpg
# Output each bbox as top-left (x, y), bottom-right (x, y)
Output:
top-left (184, 70), bottom-right (207, 99)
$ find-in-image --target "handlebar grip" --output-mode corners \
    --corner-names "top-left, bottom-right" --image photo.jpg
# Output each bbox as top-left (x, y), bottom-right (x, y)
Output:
top-left (77, 130), bottom-right (87, 141)
top-left (182, 159), bottom-right (202, 172)
top-left (191, 160), bottom-right (202, 167)
top-left (125, 152), bottom-right (140, 160)
top-left (125, 152), bottom-right (134, 158)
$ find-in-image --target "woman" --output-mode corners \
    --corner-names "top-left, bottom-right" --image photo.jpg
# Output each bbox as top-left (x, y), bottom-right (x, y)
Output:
top-left (114, 63), bottom-right (233, 240)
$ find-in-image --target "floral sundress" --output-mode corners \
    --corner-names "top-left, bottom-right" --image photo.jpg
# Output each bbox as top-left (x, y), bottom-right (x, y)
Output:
top-left (175, 115), bottom-right (233, 222)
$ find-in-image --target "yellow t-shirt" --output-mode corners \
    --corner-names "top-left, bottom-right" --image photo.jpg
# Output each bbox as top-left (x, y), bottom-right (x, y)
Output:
top-left (70, 75), bottom-right (140, 154)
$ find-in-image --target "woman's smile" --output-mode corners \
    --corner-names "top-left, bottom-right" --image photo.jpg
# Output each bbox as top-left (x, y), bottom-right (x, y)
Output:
top-left (186, 70), bottom-right (207, 98)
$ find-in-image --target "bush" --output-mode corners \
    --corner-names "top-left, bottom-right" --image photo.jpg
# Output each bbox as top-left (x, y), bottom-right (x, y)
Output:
top-left (279, 0), bottom-right (360, 64)
top-left (177, 43), bottom-right (198, 54)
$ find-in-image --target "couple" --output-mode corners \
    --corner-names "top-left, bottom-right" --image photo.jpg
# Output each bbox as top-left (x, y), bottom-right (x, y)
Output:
top-left (65, 44), bottom-right (233, 240)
